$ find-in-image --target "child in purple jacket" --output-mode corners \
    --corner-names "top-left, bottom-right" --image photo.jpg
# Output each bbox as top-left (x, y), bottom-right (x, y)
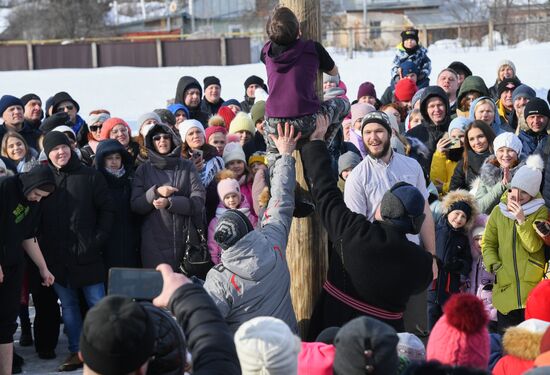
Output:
top-left (261, 6), bottom-right (350, 172)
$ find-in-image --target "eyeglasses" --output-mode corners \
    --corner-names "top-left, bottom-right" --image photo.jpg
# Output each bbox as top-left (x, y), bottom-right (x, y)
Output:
top-left (152, 134), bottom-right (171, 141)
top-left (90, 125), bottom-right (102, 132)
top-left (56, 105), bottom-right (75, 112)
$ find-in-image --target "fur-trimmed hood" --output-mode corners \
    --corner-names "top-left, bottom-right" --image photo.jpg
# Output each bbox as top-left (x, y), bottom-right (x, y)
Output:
top-left (441, 189), bottom-right (479, 230)
top-left (502, 319), bottom-right (550, 360)
top-left (476, 154), bottom-right (525, 187)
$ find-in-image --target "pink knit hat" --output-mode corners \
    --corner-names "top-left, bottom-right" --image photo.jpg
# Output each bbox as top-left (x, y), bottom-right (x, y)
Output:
top-left (217, 177), bottom-right (240, 201)
top-left (297, 342), bottom-right (335, 375)
top-left (100, 117), bottom-right (131, 140)
top-left (205, 126), bottom-right (227, 143)
top-left (426, 293), bottom-right (490, 370)
top-left (350, 103), bottom-right (376, 127)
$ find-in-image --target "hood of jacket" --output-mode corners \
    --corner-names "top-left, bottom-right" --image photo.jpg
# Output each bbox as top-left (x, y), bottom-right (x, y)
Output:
top-left (144, 124), bottom-right (182, 169)
top-left (502, 320), bottom-right (550, 360)
top-left (419, 85), bottom-right (451, 129)
top-left (457, 76), bottom-right (489, 105)
top-left (266, 39), bottom-right (309, 74)
top-left (95, 139), bottom-right (134, 174)
top-left (469, 96), bottom-right (503, 131)
top-left (477, 154), bottom-right (525, 187)
top-left (440, 189), bottom-right (479, 231)
top-left (174, 76), bottom-right (202, 106)
top-left (220, 230), bottom-right (277, 281)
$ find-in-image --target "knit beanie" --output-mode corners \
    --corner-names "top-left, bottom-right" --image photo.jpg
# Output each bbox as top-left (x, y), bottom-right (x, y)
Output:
top-left (52, 126), bottom-right (76, 142)
top-left (380, 182), bottom-right (426, 234)
top-left (87, 113), bottom-right (110, 128)
top-left (250, 100), bottom-right (266, 125)
top-left (297, 342), bottom-right (335, 375)
top-left (323, 73), bottom-right (340, 84)
top-left (215, 209), bottom-right (254, 250)
top-left (178, 119), bottom-right (204, 141)
top-left (167, 103), bottom-right (190, 119)
top-left (43, 131), bottom-right (72, 156)
top-left (0, 95), bottom-right (23, 116)
top-left (524, 97), bottom-right (550, 120)
top-left (448, 117), bottom-right (470, 136)
top-left (223, 142), bottom-right (246, 164)
top-left (411, 88), bottom-right (426, 109)
top-left (222, 99), bottom-right (241, 108)
top-left (448, 201), bottom-right (473, 221)
top-left (100, 117), bottom-right (131, 140)
top-left (80, 295), bottom-right (155, 375)
top-left (234, 316), bottom-right (301, 375)
top-left (497, 77), bottom-right (521, 98)
top-left (426, 293), bottom-right (490, 369)
top-left (525, 280), bottom-right (550, 322)
top-left (400, 28), bottom-right (419, 43)
top-left (351, 103), bottom-right (376, 126)
top-left (512, 84), bottom-right (536, 102)
top-left (218, 106), bottom-right (236, 130)
top-left (138, 112), bottom-right (162, 128)
top-left (203, 75), bottom-right (221, 89)
top-left (361, 111), bottom-right (392, 134)
top-left (19, 164), bottom-right (56, 196)
top-left (396, 332), bottom-right (425, 362)
top-left (338, 151), bottom-right (362, 177)
top-left (229, 112), bottom-right (255, 135)
top-left (357, 82), bottom-right (377, 100)
top-left (333, 316), bottom-right (399, 375)
top-left (248, 151), bottom-right (267, 167)
top-left (154, 108), bottom-right (176, 127)
top-left (395, 78), bottom-right (418, 102)
top-left (497, 59), bottom-right (516, 77)
top-left (20, 93), bottom-right (41, 107)
top-left (493, 132), bottom-right (522, 156)
top-left (205, 126), bottom-right (227, 143)
top-left (217, 177), bottom-right (241, 201)
top-left (244, 75), bottom-right (267, 91)
top-left (448, 61), bottom-right (472, 77)
top-left (400, 61), bottom-right (420, 77)
top-left (510, 154), bottom-right (544, 197)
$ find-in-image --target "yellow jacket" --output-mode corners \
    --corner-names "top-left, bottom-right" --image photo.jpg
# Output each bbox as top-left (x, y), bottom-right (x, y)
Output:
top-left (430, 150), bottom-right (458, 195)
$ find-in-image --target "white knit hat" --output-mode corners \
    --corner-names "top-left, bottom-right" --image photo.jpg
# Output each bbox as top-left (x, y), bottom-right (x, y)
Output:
top-left (493, 132), bottom-right (522, 156)
top-left (52, 125), bottom-right (76, 141)
top-left (497, 59), bottom-right (516, 76)
top-left (510, 154), bottom-right (544, 197)
top-left (223, 142), bottom-right (246, 164)
top-left (234, 317), bottom-right (301, 375)
top-left (178, 119), bottom-right (204, 142)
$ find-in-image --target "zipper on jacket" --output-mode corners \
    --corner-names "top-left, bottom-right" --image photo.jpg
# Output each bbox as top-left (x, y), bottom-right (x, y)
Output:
top-left (512, 225), bottom-right (522, 309)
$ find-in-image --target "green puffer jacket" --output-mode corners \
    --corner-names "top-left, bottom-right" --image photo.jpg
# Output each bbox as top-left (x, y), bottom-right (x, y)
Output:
top-left (482, 191), bottom-right (547, 315)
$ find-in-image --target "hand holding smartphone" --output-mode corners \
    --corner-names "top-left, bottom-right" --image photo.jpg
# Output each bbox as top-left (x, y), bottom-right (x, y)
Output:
top-left (108, 268), bottom-right (163, 301)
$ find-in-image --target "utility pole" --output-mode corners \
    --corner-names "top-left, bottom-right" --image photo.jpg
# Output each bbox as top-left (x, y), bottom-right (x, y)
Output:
top-left (279, 0), bottom-right (328, 339)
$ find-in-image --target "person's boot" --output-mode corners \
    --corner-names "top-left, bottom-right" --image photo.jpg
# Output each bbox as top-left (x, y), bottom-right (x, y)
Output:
top-left (12, 351), bottom-right (24, 374)
top-left (58, 353), bottom-right (83, 372)
top-left (18, 303), bottom-right (33, 346)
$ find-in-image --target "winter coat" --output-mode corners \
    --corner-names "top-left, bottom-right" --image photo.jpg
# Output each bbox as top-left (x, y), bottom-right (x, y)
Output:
top-left (200, 97), bottom-right (224, 117)
top-left (456, 76), bottom-right (490, 112)
top-left (518, 129), bottom-right (547, 159)
top-left (391, 43), bottom-right (431, 88)
top-left (301, 140), bottom-right (433, 337)
top-left (469, 96), bottom-right (512, 135)
top-left (174, 76), bottom-right (210, 126)
top-left (80, 140), bottom-right (99, 167)
top-left (167, 283), bottom-right (241, 374)
top-left (492, 322), bottom-right (549, 375)
top-left (203, 154), bottom-right (298, 333)
top-left (482, 191), bottom-right (547, 315)
top-left (38, 152), bottom-right (115, 288)
top-left (95, 140), bottom-right (140, 271)
top-left (430, 150), bottom-right (459, 195)
top-left (131, 124), bottom-right (205, 271)
top-left (207, 197), bottom-right (258, 265)
top-left (470, 155), bottom-right (525, 214)
top-left (449, 149), bottom-right (492, 191)
top-left (240, 95), bottom-right (255, 113)
top-left (536, 137), bottom-right (550, 207)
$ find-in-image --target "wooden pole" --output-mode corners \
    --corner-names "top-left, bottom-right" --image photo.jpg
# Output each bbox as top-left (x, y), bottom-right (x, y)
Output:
top-left (279, 0), bottom-right (328, 339)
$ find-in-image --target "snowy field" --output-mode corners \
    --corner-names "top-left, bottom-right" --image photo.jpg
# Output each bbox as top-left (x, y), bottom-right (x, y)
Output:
top-left (1, 40), bottom-right (549, 130)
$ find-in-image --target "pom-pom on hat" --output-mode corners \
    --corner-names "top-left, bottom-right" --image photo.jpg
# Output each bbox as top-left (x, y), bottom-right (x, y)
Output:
top-left (297, 342), bottom-right (335, 375)
top-left (511, 154), bottom-right (544, 197)
top-left (426, 293), bottom-right (489, 369)
top-left (493, 132), bottom-right (522, 156)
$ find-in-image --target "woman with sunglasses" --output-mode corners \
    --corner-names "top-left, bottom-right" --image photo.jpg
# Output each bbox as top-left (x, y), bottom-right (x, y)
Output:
top-left (99, 117), bottom-right (140, 167)
top-left (81, 111), bottom-right (110, 166)
top-left (131, 124), bottom-right (206, 271)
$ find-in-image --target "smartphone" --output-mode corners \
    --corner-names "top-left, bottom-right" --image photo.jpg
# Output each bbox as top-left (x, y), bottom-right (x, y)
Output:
top-left (449, 137), bottom-right (462, 149)
top-left (534, 220), bottom-right (550, 237)
top-left (192, 149), bottom-right (203, 159)
top-left (108, 268), bottom-right (163, 301)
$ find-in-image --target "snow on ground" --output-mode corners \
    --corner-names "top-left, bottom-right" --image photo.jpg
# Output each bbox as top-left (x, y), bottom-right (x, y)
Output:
top-left (0, 41), bottom-right (549, 130)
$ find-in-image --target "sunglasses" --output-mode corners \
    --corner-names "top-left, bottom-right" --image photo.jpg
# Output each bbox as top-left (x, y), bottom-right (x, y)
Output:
top-left (90, 125), bottom-right (102, 132)
top-left (153, 134), bottom-right (171, 141)
top-left (56, 105), bottom-right (75, 112)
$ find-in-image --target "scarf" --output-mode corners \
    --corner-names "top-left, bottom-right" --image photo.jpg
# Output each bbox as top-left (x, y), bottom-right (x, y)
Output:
top-left (105, 166), bottom-right (126, 178)
top-left (498, 198), bottom-right (545, 220)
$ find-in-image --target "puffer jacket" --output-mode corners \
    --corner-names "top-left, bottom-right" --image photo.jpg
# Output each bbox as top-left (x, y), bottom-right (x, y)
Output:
top-left (518, 129), bottom-right (547, 159)
top-left (449, 149), bottom-right (491, 191)
top-left (391, 43), bottom-right (431, 88)
top-left (430, 150), bottom-right (459, 195)
top-left (131, 124), bottom-right (206, 271)
top-left (469, 96), bottom-right (512, 135)
top-left (470, 155), bottom-right (525, 214)
top-left (482, 191), bottom-right (547, 315)
top-left (203, 155), bottom-right (298, 333)
top-left (493, 319), bottom-right (550, 375)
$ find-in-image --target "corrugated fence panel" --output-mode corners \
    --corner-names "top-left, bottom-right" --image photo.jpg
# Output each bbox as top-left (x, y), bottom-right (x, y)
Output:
top-left (98, 42), bottom-right (157, 67)
top-left (163, 39), bottom-right (220, 66)
top-left (226, 38), bottom-right (251, 65)
top-left (34, 44), bottom-right (92, 69)
top-left (0, 45), bottom-right (28, 71)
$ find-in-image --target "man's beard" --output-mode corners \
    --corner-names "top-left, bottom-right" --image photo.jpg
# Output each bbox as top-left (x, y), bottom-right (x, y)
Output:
top-left (365, 137), bottom-right (391, 159)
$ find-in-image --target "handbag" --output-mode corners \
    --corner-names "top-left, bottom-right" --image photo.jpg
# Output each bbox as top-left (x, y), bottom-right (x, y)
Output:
top-left (179, 216), bottom-right (213, 279)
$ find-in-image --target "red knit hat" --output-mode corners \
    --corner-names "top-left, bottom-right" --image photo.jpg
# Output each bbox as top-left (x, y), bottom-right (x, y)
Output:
top-left (100, 117), bottom-right (131, 140)
top-left (297, 342), bottom-right (335, 375)
top-left (526, 280), bottom-right (550, 322)
top-left (205, 126), bottom-right (227, 143)
top-left (218, 107), bottom-right (236, 131)
top-left (426, 293), bottom-right (490, 370)
top-left (394, 78), bottom-right (418, 102)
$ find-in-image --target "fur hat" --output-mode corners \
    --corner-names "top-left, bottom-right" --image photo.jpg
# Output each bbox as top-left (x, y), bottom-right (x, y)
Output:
top-left (502, 319), bottom-right (550, 362)
top-left (100, 117), bottom-right (131, 140)
top-left (217, 170), bottom-right (241, 201)
top-left (351, 103), bottom-right (376, 127)
top-left (395, 78), bottom-right (418, 102)
top-left (229, 112), bottom-right (255, 135)
top-left (357, 82), bottom-right (377, 100)
top-left (426, 293), bottom-right (490, 369)
top-left (510, 154), bottom-right (544, 197)
top-left (178, 119), bottom-right (204, 142)
top-left (223, 142), bottom-right (246, 164)
top-left (525, 280), bottom-right (550, 322)
top-left (441, 190), bottom-right (478, 230)
top-left (208, 115), bottom-right (225, 128)
top-left (397, 333), bottom-right (425, 362)
top-left (234, 316), bottom-right (301, 375)
top-left (205, 125), bottom-right (227, 143)
top-left (493, 132), bottom-right (522, 156)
